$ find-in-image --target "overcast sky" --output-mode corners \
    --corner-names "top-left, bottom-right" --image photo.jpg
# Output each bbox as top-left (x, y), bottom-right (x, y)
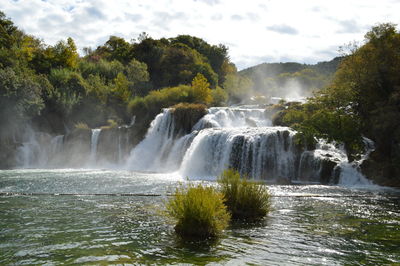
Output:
top-left (1, 0), bottom-right (399, 70)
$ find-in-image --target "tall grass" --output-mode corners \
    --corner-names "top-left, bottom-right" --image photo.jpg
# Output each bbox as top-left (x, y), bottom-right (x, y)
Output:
top-left (165, 183), bottom-right (230, 239)
top-left (218, 169), bottom-right (271, 221)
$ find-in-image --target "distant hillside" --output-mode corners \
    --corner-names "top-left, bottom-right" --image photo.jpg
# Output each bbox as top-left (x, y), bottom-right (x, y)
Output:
top-left (238, 57), bottom-right (343, 99)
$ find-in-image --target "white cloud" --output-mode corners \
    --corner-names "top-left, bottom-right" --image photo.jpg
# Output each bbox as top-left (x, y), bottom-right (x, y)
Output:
top-left (1, 0), bottom-right (399, 69)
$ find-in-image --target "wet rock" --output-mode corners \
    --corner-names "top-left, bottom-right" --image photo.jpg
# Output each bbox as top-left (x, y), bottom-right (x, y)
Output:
top-left (275, 177), bottom-right (291, 185)
top-left (319, 159), bottom-right (338, 185)
top-left (171, 103), bottom-right (207, 136)
top-left (63, 128), bottom-right (91, 167)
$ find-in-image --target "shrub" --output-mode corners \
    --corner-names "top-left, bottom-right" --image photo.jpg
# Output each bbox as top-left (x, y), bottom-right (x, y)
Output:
top-left (218, 169), bottom-right (271, 221)
top-left (100, 119), bottom-right (118, 129)
top-left (171, 103), bottom-right (207, 134)
top-left (211, 86), bottom-right (228, 106)
top-left (74, 122), bottom-right (90, 130)
top-left (165, 183), bottom-right (230, 239)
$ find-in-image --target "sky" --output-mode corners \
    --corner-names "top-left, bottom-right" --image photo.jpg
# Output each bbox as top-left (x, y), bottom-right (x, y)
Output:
top-left (1, 0), bottom-right (399, 70)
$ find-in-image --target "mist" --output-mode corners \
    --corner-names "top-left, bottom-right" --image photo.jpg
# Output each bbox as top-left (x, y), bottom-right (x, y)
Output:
top-left (240, 61), bottom-right (334, 105)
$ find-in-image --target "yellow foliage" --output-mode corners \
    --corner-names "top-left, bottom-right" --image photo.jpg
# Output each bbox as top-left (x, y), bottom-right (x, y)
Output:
top-left (191, 73), bottom-right (212, 105)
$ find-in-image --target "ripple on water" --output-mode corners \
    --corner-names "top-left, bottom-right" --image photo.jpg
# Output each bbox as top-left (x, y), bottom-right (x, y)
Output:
top-left (0, 169), bottom-right (399, 265)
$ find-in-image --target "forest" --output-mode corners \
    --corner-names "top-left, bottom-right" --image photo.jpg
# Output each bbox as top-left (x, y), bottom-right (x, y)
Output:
top-left (0, 10), bottom-right (399, 186)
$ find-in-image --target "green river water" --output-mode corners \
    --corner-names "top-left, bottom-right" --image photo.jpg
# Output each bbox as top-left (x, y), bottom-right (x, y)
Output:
top-left (0, 169), bottom-right (399, 265)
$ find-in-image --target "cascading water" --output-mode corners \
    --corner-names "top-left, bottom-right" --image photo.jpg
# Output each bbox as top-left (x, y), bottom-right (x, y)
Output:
top-left (125, 105), bottom-right (373, 185)
top-left (125, 109), bottom-right (194, 172)
top-left (179, 127), bottom-right (297, 180)
top-left (15, 127), bottom-right (65, 168)
top-left (89, 129), bottom-right (101, 165)
top-left (14, 106), bottom-right (374, 185)
top-left (194, 106), bottom-right (271, 129)
top-left (16, 133), bottom-right (43, 168)
top-left (337, 137), bottom-right (376, 187)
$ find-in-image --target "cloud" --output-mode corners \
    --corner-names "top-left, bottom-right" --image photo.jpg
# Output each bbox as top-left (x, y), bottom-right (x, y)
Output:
top-left (231, 13), bottom-right (258, 22)
top-left (211, 14), bottom-right (223, 21)
top-left (336, 19), bottom-right (365, 34)
top-left (231, 14), bottom-right (243, 21)
top-left (266, 24), bottom-right (299, 35)
top-left (151, 11), bottom-right (187, 31)
top-left (124, 13), bottom-right (143, 22)
top-left (0, 0), bottom-right (399, 70)
top-left (85, 6), bottom-right (106, 19)
top-left (193, 0), bottom-right (220, 5)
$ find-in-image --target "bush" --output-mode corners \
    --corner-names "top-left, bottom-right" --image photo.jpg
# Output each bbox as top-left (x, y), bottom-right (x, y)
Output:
top-left (211, 86), bottom-right (228, 106)
top-left (218, 169), bottom-right (271, 221)
top-left (165, 183), bottom-right (230, 239)
top-left (100, 119), bottom-right (118, 129)
top-left (171, 103), bottom-right (207, 134)
top-left (74, 122), bottom-right (90, 130)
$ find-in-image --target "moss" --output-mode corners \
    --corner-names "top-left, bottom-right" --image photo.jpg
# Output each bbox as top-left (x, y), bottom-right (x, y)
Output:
top-left (170, 103), bottom-right (207, 134)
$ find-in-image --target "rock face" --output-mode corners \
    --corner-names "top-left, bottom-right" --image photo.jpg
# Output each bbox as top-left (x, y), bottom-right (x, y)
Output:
top-left (97, 127), bottom-right (134, 164)
top-left (63, 128), bottom-right (91, 167)
top-left (361, 149), bottom-right (400, 187)
top-left (170, 103), bottom-right (207, 136)
top-left (0, 141), bottom-right (19, 169)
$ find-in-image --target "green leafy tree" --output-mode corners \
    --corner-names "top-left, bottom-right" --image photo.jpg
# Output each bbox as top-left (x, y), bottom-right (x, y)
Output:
top-left (0, 68), bottom-right (44, 137)
top-left (103, 36), bottom-right (133, 63)
top-left (0, 11), bottom-right (17, 49)
top-left (112, 72), bottom-right (131, 102)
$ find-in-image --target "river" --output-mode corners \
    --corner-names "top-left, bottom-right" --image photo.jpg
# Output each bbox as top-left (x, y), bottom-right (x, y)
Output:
top-left (1, 169), bottom-right (399, 265)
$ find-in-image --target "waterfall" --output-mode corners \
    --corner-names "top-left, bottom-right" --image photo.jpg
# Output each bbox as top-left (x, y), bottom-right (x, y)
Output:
top-left (179, 127), bottom-right (296, 180)
top-left (50, 135), bottom-right (64, 155)
top-left (15, 128), bottom-right (64, 168)
top-left (194, 106), bottom-right (271, 130)
top-left (14, 105), bottom-right (373, 185)
top-left (124, 106), bottom-right (373, 185)
top-left (16, 135), bottom-right (42, 168)
top-left (90, 129), bottom-right (101, 164)
top-left (125, 109), bottom-right (193, 172)
top-left (337, 137), bottom-right (376, 187)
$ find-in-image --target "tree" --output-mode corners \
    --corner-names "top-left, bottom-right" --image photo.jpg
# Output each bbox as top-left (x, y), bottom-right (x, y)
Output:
top-left (124, 59), bottom-right (150, 96)
top-left (103, 36), bottom-right (133, 63)
top-left (280, 23), bottom-right (400, 163)
top-left (191, 73), bottom-right (212, 105)
top-left (53, 37), bottom-right (79, 69)
top-left (0, 11), bottom-right (17, 49)
top-left (113, 72), bottom-right (131, 102)
top-left (0, 68), bottom-right (44, 137)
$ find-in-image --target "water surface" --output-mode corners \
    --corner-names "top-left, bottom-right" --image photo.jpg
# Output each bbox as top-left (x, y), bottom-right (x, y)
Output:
top-left (1, 169), bottom-right (399, 265)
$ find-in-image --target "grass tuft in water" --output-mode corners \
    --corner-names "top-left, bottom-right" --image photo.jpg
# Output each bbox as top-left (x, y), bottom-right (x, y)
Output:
top-left (165, 183), bottom-right (231, 239)
top-left (218, 169), bottom-right (271, 221)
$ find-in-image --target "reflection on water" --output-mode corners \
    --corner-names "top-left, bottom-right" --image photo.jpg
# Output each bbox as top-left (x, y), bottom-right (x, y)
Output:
top-left (0, 169), bottom-right (399, 265)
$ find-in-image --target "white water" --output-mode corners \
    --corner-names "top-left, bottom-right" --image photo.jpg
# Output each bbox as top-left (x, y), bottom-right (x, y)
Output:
top-left (194, 107), bottom-right (271, 129)
top-left (89, 129), bottom-right (101, 165)
top-left (125, 109), bottom-right (193, 172)
top-left (337, 137), bottom-right (376, 187)
top-left (179, 127), bottom-right (296, 180)
top-left (124, 106), bottom-right (376, 185)
top-left (15, 127), bottom-right (63, 168)
top-left (14, 106), bottom-right (375, 186)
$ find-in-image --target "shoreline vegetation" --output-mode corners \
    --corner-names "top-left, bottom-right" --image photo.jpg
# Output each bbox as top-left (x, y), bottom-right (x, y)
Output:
top-left (165, 169), bottom-right (271, 239)
top-left (0, 9), bottom-right (399, 186)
